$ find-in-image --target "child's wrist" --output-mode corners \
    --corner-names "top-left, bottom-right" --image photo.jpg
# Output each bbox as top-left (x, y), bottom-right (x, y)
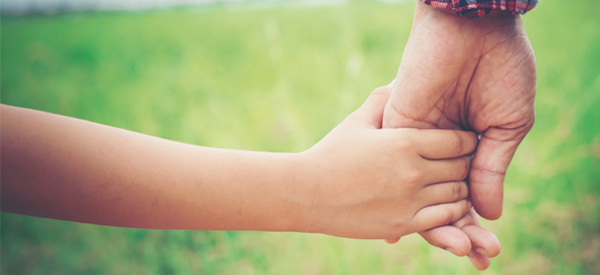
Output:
top-left (284, 151), bottom-right (329, 235)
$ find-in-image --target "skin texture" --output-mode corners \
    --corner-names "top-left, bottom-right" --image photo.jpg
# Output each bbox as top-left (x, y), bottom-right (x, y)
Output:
top-left (299, 87), bottom-right (477, 239)
top-left (382, 2), bottom-right (536, 270)
top-left (1, 90), bottom-right (477, 240)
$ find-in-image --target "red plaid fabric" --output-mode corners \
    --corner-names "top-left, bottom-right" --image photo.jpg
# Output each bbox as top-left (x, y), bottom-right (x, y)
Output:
top-left (419, 0), bottom-right (538, 18)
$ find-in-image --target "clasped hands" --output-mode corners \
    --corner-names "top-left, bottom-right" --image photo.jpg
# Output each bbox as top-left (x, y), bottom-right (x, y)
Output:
top-left (310, 2), bottom-right (536, 270)
top-left (0, 3), bottom-right (535, 271)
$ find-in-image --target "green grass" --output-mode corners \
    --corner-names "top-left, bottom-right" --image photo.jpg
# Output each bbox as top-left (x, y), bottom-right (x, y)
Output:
top-left (2, 0), bottom-right (599, 274)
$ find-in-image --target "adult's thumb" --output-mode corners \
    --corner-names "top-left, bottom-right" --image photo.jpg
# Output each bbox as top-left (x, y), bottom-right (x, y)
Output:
top-left (469, 126), bottom-right (530, 220)
top-left (355, 85), bottom-right (393, 128)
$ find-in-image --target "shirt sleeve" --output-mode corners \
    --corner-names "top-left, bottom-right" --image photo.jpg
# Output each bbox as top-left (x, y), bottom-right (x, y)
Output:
top-left (419, 0), bottom-right (538, 18)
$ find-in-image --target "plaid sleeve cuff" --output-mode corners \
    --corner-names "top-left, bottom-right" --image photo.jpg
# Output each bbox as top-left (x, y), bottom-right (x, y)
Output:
top-left (419, 0), bottom-right (538, 18)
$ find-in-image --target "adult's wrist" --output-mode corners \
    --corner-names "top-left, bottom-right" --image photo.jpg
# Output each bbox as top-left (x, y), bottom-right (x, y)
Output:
top-left (412, 1), bottom-right (524, 55)
top-left (417, 0), bottom-right (538, 18)
top-left (414, 1), bottom-right (520, 30)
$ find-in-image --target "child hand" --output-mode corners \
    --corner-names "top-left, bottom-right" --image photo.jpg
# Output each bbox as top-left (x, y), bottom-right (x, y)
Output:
top-left (295, 87), bottom-right (478, 239)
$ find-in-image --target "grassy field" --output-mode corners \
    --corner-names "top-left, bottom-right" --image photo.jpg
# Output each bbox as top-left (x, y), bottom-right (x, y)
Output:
top-left (2, 0), bottom-right (599, 274)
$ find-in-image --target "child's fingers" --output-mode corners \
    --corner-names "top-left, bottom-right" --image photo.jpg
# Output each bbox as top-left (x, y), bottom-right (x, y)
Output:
top-left (412, 199), bottom-right (472, 233)
top-left (421, 156), bottom-right (471, 184)
top-left (412, 130), bottom-right (478, 159)
top-left (419, 223), bottom-right (472, 257)
top-left (419, 181), bottom-right (469, 206)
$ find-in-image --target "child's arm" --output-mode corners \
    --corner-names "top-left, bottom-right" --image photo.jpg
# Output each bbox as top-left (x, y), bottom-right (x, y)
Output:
top-left (1, 87), bottom-right (477, 239)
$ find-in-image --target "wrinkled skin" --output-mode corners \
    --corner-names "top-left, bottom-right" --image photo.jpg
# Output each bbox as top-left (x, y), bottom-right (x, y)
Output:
top-left (382, 2), bottom-right (536, 270)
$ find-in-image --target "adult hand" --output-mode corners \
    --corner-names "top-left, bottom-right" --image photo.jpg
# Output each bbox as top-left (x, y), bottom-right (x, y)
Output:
top-left (384, 1), bottom-right (536, 222)
top-left (381, 1), bottom-right (536, 269)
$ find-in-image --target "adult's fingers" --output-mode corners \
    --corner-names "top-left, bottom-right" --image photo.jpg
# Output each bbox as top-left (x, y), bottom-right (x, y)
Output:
top-left (419, 223), bottom-right (472, 256)
top-left (419, 181), bottom-right (469, 206)
top-left (418, 220), bottom-right (495, 271)
top-left (462, 225), bottom-right (501, 258)
top-left (413, 200), bottom-right (471, 233)
top-left (453, 208), bottom-right (501, 258)
top-left (469, 126), bottom-right (530, 220)
top-left (421, 156), bottom-right (471, 184)
top-left (468, 250), bottom-right (491, 271)
top-left (412, 130), bottom-right (478, 160)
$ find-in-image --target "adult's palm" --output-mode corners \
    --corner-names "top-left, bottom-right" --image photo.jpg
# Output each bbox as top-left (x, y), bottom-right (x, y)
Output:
top-left (382, 2), bottom-right (536, 269)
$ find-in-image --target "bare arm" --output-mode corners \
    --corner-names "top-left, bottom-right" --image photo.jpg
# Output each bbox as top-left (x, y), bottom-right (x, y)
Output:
top-left (1, 104), bottom-right (303, 232)
top-left (1, 90), bottom-right (477, 239)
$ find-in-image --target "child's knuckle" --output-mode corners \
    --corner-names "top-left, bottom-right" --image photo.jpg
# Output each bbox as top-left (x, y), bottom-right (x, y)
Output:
top-left (395, 138), bottom-right (413, 153)
top-left (457, 158), bottom-right (470, 180)
top-left (449, 132), bottom-right (464, 153)
top-left (387, 217), bottom-right (410, 236)
top-left (404, 168), bottom-right (424, 185)
top-left (452, 182), bottom-right (466, 201)
top-left (438, 210), bottom-right (454, 226)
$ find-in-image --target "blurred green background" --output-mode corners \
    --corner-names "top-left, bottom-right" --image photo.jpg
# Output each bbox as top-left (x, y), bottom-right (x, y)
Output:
top-left (1, 0), bottom-right (599, 274)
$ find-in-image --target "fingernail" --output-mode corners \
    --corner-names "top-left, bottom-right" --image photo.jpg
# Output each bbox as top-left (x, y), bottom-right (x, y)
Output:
top-left (446, 248), bottom-right (458, 255)
top-left (475, 248), bottom-right (489, 257)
